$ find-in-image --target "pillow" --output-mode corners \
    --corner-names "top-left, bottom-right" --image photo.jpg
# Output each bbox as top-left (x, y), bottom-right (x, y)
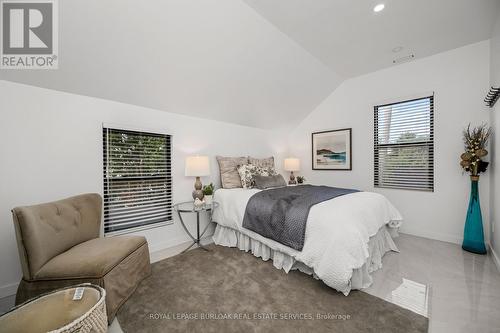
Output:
top-left (237, 164), bottom-right (277, 189)
top-left (248, 156), bottom-right (274, 168)
top-left (216, 156), bottom-right (248, 189)
top-left (254, 175), bottom-right (287, 189)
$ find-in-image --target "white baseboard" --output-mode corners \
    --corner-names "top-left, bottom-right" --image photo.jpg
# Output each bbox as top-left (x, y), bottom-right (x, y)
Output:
top-left (0, 282), bottom-right (18, 300)
top-left (489, 243), bottom-right (500, 273)
top-left (399, 228), bottom-right (463, 245)
top-left (150, 235), bottom-right (214, 263)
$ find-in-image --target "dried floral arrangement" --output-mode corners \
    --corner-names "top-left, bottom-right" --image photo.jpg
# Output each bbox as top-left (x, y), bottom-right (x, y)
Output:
top-left (460, 124), bottom-right (491, 176)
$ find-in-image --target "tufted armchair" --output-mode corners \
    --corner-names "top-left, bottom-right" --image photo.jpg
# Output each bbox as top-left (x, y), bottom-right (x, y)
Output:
top-left (11, 193), bottom-right (151, 322)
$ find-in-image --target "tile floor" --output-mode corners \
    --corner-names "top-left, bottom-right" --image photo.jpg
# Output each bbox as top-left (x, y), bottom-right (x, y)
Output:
top-left (364, 233), bottom-right (500, 333)
top-left (2, 233), bottom-right (500, 332)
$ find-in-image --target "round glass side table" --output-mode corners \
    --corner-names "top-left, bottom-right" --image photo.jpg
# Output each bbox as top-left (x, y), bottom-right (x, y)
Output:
top-left (173, 201), bottom-right (219, 253)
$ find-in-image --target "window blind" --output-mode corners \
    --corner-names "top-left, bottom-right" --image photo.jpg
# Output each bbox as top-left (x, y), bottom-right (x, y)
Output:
top-left (103, 127), bottom-right (172, 234)
top-left (374, 96), bottom-right (434, 191)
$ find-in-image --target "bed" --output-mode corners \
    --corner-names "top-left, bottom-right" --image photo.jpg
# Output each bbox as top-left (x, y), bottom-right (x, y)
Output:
top-left (211, 187), bottom-right (403, 295)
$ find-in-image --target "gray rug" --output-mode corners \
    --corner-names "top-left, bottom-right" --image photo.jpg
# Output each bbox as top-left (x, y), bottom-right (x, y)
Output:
top-left (117, 244), bottom-right (428, 333)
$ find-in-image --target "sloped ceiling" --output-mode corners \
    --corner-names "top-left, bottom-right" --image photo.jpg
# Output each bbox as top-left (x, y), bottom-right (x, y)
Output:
top-left (0, 0), bottom-right (342, 129)
top-left (244, 0), bottom-right (500, 78)
top-left (2, 0), bottom-right (499, 129)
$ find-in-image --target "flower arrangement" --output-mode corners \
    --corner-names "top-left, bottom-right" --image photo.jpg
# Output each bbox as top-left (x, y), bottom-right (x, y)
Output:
top-left (296, 176), bottom-right (306, 184)
top-left (460, 124), bottom-right (491, 177)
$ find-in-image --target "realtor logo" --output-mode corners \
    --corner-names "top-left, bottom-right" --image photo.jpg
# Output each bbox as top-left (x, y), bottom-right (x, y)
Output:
top-left (1, 0), bottom-right (58, 69)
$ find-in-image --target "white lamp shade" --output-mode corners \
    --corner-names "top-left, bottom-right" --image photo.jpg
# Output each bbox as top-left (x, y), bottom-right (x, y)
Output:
top-left (185, 156), bottom-right (210, 177)
top-left (284, 158), bottom-right (300, 172)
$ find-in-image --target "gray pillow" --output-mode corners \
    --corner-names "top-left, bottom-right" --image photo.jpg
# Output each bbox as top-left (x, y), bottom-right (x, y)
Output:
top-left (254, 174), bottom-right (287, 189)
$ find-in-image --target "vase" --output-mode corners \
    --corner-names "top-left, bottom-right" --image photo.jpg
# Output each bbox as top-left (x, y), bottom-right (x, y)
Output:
top-left (204, 195), bottom-right (213, 205)
top-left (462, 175), bottom-right (486, 254)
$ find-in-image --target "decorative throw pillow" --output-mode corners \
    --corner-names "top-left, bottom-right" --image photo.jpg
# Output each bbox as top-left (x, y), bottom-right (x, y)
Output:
top-left (237, 164), bottom-right (277, 189)
top-left (216, 156), bottom-right (248, 189)
top-left (254, 174), bottom-right (287, 189)
top-left (248, 156), bottom-right (275, 169)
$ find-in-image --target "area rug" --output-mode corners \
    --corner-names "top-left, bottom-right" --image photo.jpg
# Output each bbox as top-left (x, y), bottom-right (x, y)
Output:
top-left (117, 244), bottom-right (428, 332)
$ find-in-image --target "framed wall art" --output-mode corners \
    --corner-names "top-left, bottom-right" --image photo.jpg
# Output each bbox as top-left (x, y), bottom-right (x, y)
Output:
top-left (312, 128), bottom-right (352, 170)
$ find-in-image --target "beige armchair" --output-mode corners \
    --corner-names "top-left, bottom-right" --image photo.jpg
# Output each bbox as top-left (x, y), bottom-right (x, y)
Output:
top-left (11, 193), bottom-right (151, 322)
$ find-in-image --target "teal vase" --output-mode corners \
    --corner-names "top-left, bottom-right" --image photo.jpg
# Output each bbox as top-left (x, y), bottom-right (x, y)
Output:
top-left (462, 176), bottom-right (486, 254)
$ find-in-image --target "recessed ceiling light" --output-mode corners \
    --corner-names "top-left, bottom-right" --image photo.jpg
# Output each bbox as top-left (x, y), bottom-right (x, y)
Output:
top-left (373, 4), bottom-right (385, 12)
top-left (392, 46), bottom-right (404, 53)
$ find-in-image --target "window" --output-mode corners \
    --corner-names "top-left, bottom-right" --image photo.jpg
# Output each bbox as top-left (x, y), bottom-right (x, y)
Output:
top-left (103, 127), bottom-right (172, 234)
top-left (374, 96), bottom-right (434, 191)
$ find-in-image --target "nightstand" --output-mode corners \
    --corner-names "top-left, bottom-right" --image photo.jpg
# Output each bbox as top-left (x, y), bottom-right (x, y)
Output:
top-left (174, 201), bottom-right (219, 253)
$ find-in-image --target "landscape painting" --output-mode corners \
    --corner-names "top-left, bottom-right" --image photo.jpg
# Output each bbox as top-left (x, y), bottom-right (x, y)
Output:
top-left (312, 128), bottom-right (352, 170)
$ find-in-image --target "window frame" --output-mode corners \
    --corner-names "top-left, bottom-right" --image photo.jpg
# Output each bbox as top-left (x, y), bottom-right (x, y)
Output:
top-left (374, 95), bottom-right (434, 192)
top-left (102, 126), bottom-right (173, 235)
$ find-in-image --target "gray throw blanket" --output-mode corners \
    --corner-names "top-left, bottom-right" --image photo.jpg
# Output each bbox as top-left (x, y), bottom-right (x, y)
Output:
top-left (242, 185), bottom-right (359, 251)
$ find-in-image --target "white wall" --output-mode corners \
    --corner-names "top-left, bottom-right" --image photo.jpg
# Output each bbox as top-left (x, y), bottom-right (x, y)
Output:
top-left (489, 12), bottom-right (500, 265)
top-left (0, 0), bottom-right (342, 130)
top-left (289, 41), bottom-right (491, 244)
top-left (0, 80), bottom-right (284, 297)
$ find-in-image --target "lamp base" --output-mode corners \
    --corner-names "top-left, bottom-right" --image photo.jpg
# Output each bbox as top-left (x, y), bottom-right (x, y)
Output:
top-left (192, 176), bottom-right (204, 200)
top-left (192, 190), bottom-right (204, 200)
top-left (288, 171), bottom-right (297, 185)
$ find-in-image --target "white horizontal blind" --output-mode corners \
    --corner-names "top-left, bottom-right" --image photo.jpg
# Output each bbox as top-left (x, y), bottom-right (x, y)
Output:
top-left (374, 96), bottom-right (434, 191)
top-left (103, 127), bottom-right (172, 234)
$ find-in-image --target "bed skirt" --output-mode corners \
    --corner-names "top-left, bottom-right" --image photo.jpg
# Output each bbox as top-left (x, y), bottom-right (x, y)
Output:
top-left (212, 224), bottom-right (399, 291)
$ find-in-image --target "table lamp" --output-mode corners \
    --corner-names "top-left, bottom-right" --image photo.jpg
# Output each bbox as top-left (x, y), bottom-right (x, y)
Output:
top-left (185, 156), bottom-right (210, 200)
top-left (284, 158), bottom-right (300, 185)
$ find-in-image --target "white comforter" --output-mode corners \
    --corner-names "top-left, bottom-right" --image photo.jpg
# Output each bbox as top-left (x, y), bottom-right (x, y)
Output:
top-left (212, 188), bottom-right (403, 295)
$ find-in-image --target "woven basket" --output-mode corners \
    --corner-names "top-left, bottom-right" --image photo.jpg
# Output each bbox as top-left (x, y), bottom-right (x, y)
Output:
top-left (1, 283), bottom-right (107, 333)
top-left (51, 284), bottom-right (107, 333)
